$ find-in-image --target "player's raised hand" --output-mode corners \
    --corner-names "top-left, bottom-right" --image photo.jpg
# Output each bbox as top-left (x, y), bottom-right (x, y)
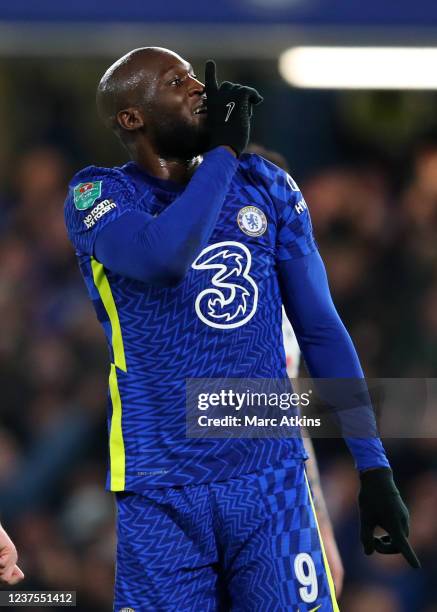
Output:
top-left (358, 467), bottom-right (421, 568)
top-left (204, 59), bottom-right (263, 157)
top-left (0, 525), bottom-right (25, 585)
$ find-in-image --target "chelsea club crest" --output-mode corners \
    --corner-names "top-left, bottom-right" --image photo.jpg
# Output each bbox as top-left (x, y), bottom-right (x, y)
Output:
top-left (237, 206), bottom-right (267, 237)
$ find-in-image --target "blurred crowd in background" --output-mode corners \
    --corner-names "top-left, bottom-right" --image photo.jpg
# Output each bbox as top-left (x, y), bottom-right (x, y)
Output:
top-left (0, 59), bottom-right (437, 611)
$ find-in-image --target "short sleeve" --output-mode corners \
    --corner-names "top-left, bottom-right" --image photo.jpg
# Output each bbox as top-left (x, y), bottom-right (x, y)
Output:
top-left (273, 171), bottom-right (317, 262)
top-left (64, 166), bottom-right (137, 255)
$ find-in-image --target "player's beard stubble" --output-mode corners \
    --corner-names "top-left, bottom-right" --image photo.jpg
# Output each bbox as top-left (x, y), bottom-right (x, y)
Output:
top-left (149, 112), bottom-right (210, 160)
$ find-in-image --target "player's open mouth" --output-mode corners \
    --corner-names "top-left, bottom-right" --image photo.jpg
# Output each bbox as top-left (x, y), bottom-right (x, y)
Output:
top-left (193, 104), bottom-right (207, 115)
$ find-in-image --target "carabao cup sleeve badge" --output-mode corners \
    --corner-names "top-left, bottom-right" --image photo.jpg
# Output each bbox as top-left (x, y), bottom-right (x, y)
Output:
top-left (237, 206), bottom-right (268, 237)
top-left (73, 181), bottom-right (103, 210)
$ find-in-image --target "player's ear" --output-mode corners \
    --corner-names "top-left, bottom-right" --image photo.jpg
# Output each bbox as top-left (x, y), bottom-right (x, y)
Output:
top-left (116, 107), bottom-right (144, 132)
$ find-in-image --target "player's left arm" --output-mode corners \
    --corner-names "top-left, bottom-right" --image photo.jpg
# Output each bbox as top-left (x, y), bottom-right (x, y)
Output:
top-left (273, 166), bottom-right (420, 568)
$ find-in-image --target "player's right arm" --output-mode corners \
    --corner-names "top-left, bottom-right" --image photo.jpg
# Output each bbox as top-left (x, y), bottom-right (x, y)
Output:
top-left (0, 523), bottom-right (24, 585)
top-left (65, 147), bottom-right (238, 287)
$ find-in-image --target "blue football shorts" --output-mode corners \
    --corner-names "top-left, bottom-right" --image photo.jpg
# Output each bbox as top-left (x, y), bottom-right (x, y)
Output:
top-left (114, 458), bottom-right (339, 611)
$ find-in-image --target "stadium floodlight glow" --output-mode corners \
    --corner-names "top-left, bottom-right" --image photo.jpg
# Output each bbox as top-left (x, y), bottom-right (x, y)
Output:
top-left (279, 47), bottom-right (437, 90)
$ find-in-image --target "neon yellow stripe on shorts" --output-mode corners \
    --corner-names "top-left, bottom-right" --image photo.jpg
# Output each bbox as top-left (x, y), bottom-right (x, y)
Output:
top-left (90, 257), bottom-right (126, 372)
top-left (304, 469), bottom-right (340, 612)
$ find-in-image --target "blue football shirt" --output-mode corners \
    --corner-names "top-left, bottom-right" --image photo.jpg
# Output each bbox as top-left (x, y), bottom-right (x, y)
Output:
top-left (64, 153), bottom-right (317, 491)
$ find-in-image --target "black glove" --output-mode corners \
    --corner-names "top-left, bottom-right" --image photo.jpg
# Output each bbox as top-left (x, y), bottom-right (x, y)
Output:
top-left (204, 60), bottom-right (263, 157)
top-left (358, 467), bottom-right (420, 568)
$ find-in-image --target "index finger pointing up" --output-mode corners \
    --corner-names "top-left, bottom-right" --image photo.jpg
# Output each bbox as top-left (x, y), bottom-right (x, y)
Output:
top-left (204, 60), bottom-right (219, 94)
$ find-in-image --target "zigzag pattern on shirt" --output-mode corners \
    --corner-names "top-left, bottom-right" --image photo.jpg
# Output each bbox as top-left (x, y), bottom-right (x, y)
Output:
top-left (65, 154), bottom-right (316, 490)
